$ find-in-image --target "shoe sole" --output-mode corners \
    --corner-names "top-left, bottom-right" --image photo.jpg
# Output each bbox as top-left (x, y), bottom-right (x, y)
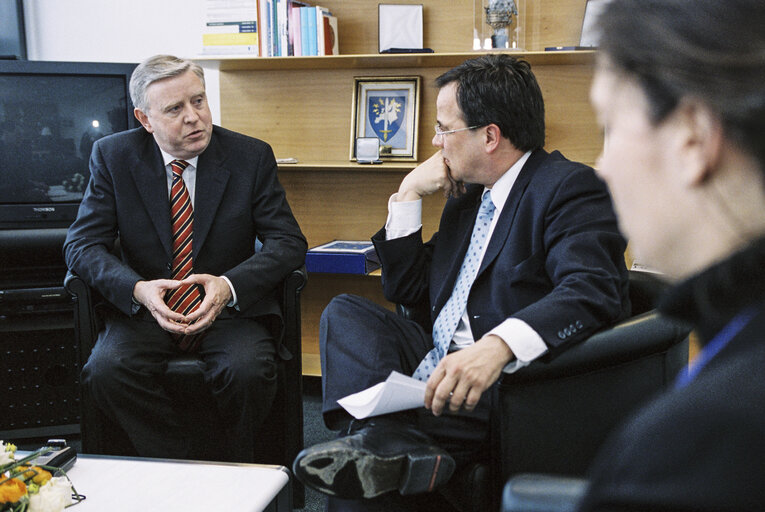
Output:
top-left (295, 444), bottom-right (455, 499)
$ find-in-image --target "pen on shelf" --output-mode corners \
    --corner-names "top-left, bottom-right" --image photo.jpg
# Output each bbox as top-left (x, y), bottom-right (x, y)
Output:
top-left (544, 46), bottom-right (592, 51)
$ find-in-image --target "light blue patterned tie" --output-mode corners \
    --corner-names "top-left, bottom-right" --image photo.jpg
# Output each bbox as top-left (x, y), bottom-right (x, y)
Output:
top-left (413, 190), bottom-right (496, 381)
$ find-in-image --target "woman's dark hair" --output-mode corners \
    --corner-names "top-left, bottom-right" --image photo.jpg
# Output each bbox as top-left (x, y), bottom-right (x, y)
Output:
top-left (597, 0), bottom-right (765, 173)
top-left (435, 54), bottom-right (545, 152)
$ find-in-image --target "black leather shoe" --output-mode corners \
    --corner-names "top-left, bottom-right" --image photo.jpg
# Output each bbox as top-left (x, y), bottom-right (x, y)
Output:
top-left (293, 419), bottom-right (456, 499)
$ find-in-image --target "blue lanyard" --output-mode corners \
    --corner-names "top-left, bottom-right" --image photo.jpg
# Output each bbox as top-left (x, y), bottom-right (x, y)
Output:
top-left (674, 307), bottom-right (758, 389)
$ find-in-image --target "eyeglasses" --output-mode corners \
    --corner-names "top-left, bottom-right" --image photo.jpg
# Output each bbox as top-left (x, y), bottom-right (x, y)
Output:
top-left (434, 124), bottom-right (480, 138)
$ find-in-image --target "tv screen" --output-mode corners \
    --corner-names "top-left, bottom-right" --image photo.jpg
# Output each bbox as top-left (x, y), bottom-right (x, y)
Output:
top-left (0, 60), bottom-right (138, 229)
top-left (0, 0), bottom-right (26, 60)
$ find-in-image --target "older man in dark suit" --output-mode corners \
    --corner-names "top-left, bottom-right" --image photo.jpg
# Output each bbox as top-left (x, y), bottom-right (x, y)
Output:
top-left (64, 55), bottom-right (306, 462)
top-left (294, 55), bottom-right (630, 511)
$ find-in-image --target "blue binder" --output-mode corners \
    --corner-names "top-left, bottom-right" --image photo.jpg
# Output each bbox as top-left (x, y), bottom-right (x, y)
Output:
top-left (305, 241), bottom-right (381, 274)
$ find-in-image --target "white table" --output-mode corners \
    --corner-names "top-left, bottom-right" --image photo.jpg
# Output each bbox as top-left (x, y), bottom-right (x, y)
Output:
top-left (64, 454), bottom-right (291, 512)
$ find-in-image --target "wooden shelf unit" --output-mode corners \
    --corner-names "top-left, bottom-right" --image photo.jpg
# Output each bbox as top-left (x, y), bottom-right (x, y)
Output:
top-left (213, 0), bottom-right (602, 376)
top-left (210, 51), bottom-right (596, 71)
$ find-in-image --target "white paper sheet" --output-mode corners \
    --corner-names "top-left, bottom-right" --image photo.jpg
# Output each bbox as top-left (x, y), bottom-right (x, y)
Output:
top-left (337, 371), bottom-right (426, 419)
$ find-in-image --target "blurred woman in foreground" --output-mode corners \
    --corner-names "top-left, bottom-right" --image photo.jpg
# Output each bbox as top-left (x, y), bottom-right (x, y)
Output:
top-left (581, 0), bottom-right (765, 509)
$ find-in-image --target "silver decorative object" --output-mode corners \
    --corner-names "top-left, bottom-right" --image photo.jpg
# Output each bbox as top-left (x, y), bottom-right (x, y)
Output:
top-left (485, 0), bottom-right (518, 48)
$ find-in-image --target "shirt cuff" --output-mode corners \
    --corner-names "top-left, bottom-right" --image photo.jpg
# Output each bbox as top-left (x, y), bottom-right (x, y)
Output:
top-left (489, 318), bottom-right (548, 374)
top-left (130, 297), bottom-right (141, 315)
top-left (221, 275), bottom-right (238, 309)
top-left (385, 193), bottom-right (422, 240)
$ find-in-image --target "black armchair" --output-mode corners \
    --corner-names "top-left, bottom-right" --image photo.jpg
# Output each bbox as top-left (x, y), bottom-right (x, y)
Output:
top-left (399, 271), bottom-right (691, 512)
top-left (502, 474), bottom-right (588, 512)
top-left (64, 266), bottom-right (308, 507)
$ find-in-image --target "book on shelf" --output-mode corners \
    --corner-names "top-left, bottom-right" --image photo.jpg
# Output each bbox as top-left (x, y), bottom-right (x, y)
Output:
top-left (305, 240), bottom-right (381, 274)
top-left (315, 5), bottom-right (330, 56)
top-left (300, 6), bottom-right (313, 56)
top-left (305, 6), bottom-right (318, 55)
top-left (289, 1), bottom-right (303, 55)
top-left (258, 0), bottom-right (272, 56)
top-left (324, 13), bottom-right (339, 55)
top-left (201, 0), bottom-right (261, 56)
top-left (256, 1), bottom-right (338, 57)
top-left (277, 0), bottom-right (288, 56)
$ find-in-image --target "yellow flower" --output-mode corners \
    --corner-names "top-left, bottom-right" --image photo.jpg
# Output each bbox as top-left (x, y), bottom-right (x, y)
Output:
top-left (17, 465), bottom-right (53, 485)
top-left (0, 477), bottom-right (27, 504)
top-left (0, 444), bottom-right (79, 512)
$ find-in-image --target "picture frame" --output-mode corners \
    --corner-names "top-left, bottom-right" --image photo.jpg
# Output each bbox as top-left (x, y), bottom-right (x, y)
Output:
top-left (350, 76), bottom-right (420, 161)
top-left (378, 4), bottom-right (424, 53)
top-left (579, 0), bottom-right (613, 47)
top-left (355, 137), bottom-right (382, 164)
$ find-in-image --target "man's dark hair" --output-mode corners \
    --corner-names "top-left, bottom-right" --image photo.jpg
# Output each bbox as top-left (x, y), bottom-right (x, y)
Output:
top-left (435, 54), bottom-right (545, 152)
top-left (598, 0), bottom-right (765, 175)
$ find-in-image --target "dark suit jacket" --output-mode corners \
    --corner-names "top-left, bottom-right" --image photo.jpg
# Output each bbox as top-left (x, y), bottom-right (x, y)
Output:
top-left (372, 149), bottom-right (629, 355)
top-left (579, 237), bottom-right (765, 511)
top-left (579, 310), bottom-right (765, 511)
top-left (63, 126), bottom-right (307, 339)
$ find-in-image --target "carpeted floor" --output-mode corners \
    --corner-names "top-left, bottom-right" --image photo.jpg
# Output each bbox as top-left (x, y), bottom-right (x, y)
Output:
top-left (299, 376), bottom-right (336, 512)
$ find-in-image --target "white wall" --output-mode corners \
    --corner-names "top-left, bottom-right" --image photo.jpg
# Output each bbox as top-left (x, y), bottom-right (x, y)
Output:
top-left (23, 0), bottom-right (221, 124)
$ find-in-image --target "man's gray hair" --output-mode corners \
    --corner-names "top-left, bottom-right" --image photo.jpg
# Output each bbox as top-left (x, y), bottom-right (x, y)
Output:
top-left (129, 55), bottom-right (205, 112)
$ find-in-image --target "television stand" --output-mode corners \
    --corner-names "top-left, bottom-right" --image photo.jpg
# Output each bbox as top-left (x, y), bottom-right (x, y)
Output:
top-left (0, 227), bottom-right (80, 441)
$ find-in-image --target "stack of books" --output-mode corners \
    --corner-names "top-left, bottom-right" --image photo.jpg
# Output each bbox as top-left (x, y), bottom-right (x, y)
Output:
top-left (260, 1), bottom-right (339, 57)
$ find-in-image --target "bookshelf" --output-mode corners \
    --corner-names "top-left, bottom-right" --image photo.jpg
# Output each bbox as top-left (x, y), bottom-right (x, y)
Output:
top-left (208, 0), bottom-right (601, 376)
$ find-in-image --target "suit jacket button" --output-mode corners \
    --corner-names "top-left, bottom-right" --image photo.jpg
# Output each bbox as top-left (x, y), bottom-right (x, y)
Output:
top-left (558, 331), bottom-right (566, 339)
top-left (576, 320), bottom-right (584, 329)
top-left (167, 263), bottom-right (172, 270)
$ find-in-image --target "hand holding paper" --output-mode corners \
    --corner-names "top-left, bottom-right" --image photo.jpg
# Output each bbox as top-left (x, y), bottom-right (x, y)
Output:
top-left (337, 371), bottom-right (426, 419)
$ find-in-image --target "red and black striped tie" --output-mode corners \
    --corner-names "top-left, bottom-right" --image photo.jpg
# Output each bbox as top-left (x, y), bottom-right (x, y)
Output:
top-left (165, 159), bottom-right (204, 351)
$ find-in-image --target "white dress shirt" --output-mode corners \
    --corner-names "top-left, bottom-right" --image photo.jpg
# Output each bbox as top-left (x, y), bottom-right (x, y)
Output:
top-left (385, 151), bottom-right (548, 372)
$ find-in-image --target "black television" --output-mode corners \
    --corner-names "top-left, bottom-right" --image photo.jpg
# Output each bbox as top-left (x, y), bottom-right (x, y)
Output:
top-left (0, 0), bottom-right (26, 60)
top-left (0, 59), bottom-right (139, 230)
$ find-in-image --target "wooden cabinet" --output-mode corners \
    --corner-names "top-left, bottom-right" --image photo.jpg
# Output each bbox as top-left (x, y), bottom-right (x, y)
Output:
top-left (210, 0), bottom-right (602, 375)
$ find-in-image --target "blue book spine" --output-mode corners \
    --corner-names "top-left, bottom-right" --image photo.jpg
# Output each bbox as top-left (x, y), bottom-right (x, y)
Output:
top-left (274, 0), bottom-right (282, 56)
top-left (305, 6), bottom-right (317, 55)
top-left (300, 7), bottom-right (312, 56)
top-left (277, 0), bottom-right (288, 56)
top-left (270, 0), bottom-right (278, 56)
top-left (265, 0), bottom-right (274, 56)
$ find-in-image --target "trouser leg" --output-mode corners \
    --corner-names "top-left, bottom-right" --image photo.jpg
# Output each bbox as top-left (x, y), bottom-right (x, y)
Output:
top-left (82, 316), bottom-right (188, 458)
top-left (319, 293), bottom-right (431, 429)
top-left (198, 318), bottom-right (277, 462)
top-left (317, 294), bottom-right (493, 511)
top-left (82, 315), bottom-right (277, 462)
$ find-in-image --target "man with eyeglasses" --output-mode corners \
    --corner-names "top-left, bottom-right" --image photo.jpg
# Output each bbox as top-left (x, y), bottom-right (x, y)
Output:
top-left (294, 54), bottom-right (629, 510)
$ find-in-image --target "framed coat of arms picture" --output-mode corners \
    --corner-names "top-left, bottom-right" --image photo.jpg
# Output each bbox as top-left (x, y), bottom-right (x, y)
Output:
top-left (350, 76), bottom-right (421, 161)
